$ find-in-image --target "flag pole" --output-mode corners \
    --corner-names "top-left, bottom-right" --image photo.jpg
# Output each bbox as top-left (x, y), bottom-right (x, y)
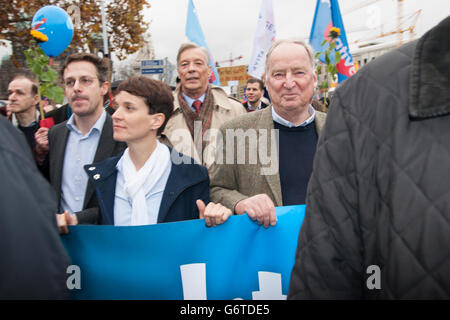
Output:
top-left (101, 0), bottom-right (112, 102)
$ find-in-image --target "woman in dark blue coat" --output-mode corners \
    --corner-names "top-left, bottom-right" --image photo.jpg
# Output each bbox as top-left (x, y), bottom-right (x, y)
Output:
top-left (60, 76), bottom-right (231, 229)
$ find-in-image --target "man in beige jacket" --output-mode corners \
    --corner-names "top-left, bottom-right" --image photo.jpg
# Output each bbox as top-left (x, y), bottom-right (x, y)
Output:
top-left (209, 40), bottom-right (326, 228)
top-left (160, 43), bottom-right (246, 168)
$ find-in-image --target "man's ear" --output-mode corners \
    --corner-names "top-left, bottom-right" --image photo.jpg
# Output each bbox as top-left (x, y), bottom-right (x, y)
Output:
top-left (101, 81), bottom-right (110, 96)
top-left (33, 94), bottom-right (40, 108)
top-left (313, 70), bottom-right (318, 88)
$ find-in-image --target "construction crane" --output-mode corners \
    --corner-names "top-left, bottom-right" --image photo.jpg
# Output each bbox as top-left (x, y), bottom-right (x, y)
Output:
top-left (397, 0), bottom-right (404, 45)
top-left (352, 9), bottom-right (421, 46)
top-left (343, 0), bottom-right (382, 15)
top-left (345, 0), bottom-right (421, 47)
top-left (216, 53), bottom-right (243, 67)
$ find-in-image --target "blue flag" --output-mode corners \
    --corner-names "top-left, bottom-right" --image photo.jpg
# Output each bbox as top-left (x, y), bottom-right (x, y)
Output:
top-left (186, 0), bottom-right (221, 86)
top-left (309, 0), bottom-right (356, 82)
top-left (61, 205), bottom-right (305, 300)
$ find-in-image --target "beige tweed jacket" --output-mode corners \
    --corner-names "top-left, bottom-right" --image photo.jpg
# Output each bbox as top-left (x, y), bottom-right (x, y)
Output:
top-left (159, 85), bottom-right (246, 168)
top-left (209, 105), bottom-right (327, 211)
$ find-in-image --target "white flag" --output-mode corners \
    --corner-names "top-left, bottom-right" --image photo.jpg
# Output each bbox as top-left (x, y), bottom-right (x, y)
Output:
top-left (248, 0), bottom-right (276, 79)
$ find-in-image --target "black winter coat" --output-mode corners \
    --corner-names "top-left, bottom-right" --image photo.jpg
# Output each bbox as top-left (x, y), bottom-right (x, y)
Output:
top-left (288, 16), bottom-right (450, 299)
top-left (0, 116), bottom-right (70, 299)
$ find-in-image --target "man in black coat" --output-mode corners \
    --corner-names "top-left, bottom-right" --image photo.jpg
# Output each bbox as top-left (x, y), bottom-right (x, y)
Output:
top-left (288, 16), bottom-right (450, 299)
top-left (0, 115), bottom-right (70, 299)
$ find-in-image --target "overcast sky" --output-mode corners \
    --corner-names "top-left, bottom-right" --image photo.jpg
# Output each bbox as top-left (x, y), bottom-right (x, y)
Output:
top-left (1, 0), bottom-right (449, 69)
top-left (145, 0), bottom-right (450, 66)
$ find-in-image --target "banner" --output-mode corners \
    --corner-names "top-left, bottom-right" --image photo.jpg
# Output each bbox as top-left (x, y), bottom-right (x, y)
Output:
top-left (61, 205), bottom-right (305, 300)
top-left (248, 0), bottom-right (276, 79)
top-left (309, 0), bottom-right (356, 82)
top-left (185, 0), bottom-right (221, 86)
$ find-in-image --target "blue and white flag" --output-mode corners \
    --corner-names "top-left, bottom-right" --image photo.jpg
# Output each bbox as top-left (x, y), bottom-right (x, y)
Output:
top-left (309, 0), bottom-right (356, 82)
top-left (185, 0), bottom-right (221, 85)
top-left (248, 0), bottom-right (276, 79)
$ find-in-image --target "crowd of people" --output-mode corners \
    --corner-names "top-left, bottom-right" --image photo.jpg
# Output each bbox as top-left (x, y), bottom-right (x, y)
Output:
top-left (0, 14), bottom-right (449, 299)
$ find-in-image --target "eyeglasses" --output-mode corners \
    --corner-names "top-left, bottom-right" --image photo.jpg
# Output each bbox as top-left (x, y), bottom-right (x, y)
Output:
top-left (64, 76), bottom-right (98, 88)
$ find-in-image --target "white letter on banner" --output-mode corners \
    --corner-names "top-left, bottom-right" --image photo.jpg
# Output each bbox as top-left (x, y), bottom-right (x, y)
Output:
top-left (180, 263), bottom-right (207, 300)
top-left (252, 271), bottom-right (286, 300)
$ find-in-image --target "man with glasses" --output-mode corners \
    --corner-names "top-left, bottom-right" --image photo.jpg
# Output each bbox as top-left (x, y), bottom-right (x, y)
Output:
top-left (35, 53), bottom-right (125, 227)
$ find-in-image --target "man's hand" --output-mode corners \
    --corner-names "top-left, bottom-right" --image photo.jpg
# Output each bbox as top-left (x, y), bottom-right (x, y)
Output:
top-left (35, 127), bottom-right (50, 153)
top-left (56, 210), bottom-right (78, 234)
top-left (234, 194), bottom-right (277, 228)
top-left (35, 127), bottom-right (50, 164)
top-left (197, 200), bottom-right (233, 227)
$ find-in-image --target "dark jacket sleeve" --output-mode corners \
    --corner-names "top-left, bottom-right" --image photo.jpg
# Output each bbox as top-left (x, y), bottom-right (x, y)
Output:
top-left (198, 166), bottom-right (210, 205)
top-left (182, 165), bottom-right (210, 221)
top-left (37, 148), bottom-right (50, 181)
top-left (0, 119), bottom-right (70, 299)
top-left (288, 90), bottom-right (365, 299)
top-left (75, 207), bottom-right (100, 224)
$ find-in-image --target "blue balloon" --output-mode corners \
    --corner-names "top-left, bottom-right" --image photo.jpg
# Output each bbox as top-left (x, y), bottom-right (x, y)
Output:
top-left (31, 6), bottom-right (74, 57)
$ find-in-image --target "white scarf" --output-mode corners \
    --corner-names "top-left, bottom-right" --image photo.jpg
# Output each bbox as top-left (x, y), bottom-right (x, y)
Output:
top-left (120, 141), bottom-right (171, 226)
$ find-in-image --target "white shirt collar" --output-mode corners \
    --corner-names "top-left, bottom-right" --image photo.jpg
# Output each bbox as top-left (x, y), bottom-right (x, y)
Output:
top-left (247, 100), bottom-right (262, 111)
top-left (272, 105), bottom-right (316, 128)
top-left (66, 109), bottom-right (106, 136)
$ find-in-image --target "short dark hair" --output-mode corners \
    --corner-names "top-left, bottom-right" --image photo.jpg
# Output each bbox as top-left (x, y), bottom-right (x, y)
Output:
top-left (246, 78), bottom-right (264, 90)
top-left (111, 80), bottom-right (123, 91)
top-left (11, 70), bottom-right (38, 96)
top-left (60, 53), bottom-right (108, 84)
top-left (116, 76), bottom-right (174, 135)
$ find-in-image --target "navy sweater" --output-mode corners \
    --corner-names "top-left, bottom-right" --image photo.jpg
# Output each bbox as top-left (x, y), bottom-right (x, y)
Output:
top-left (274, 120), bottom-right (318, 205)
top-left (18, 122), bottom-right (39, 154)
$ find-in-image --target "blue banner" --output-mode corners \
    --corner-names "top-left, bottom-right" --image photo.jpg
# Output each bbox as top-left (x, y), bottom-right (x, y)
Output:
top-left (61, 205), bottom-right (305, 300)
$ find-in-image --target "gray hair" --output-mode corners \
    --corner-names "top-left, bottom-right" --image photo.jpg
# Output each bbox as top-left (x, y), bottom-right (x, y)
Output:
top-left (176, 42), bottom-right (210, 66)
top-left (264, 39), bottom-right (315, 81)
